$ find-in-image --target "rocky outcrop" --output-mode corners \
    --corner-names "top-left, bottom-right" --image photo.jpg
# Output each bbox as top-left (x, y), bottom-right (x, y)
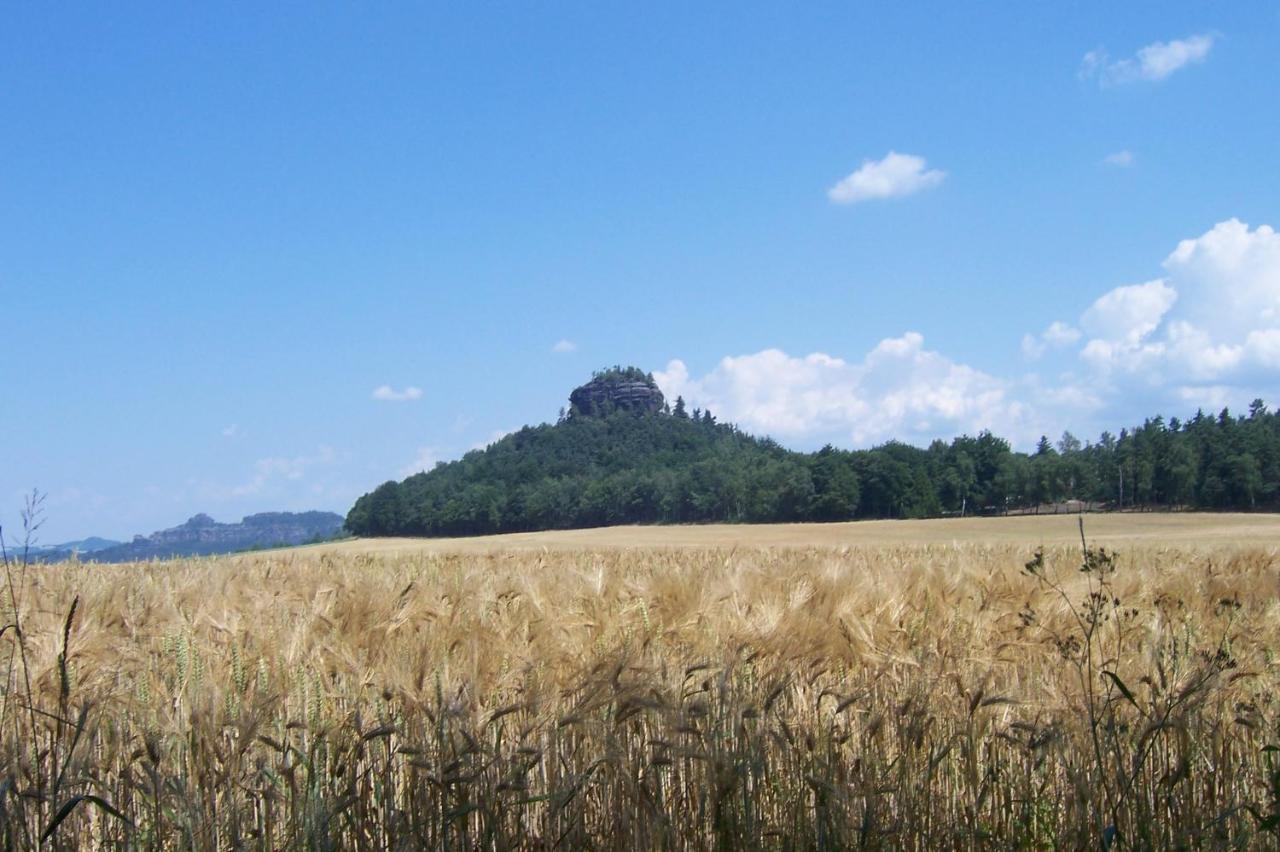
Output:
top-left (85, 511), bottom-right (345, 562)
top-left (569, 377), bottom-right (665, 417)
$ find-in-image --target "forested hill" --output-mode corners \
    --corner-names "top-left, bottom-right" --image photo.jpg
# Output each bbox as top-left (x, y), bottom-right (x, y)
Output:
top-left (345, 367), bottom-right (1280, 537)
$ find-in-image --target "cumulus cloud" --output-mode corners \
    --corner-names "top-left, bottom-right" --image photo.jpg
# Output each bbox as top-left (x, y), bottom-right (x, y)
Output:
top-left (1064, 219), bottom-right (1280, 404)
top-left (1165, 219), bottom-right (1280, 339)
top-left (1080, 280), bottom-right (1177, 346)
top-left (1022, 321), bottom-right (1081, 359)
top-left (372, 385), bottom-right (423, 402)
top-left (655, 219), bottom-right (1279, 453)
top-left (827, 152), bottom-right (945, 205)
top-left (655, 334), bottom-right (1026, 447)
top-left (551, 339), bottom-right (578, 353)
top-left (1103, 150), bottom-right (1134, 167)
top-left (1081, 34), bottom-right (1215, 86)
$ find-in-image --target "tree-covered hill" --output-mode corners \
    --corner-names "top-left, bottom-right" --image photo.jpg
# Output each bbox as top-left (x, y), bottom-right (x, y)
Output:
top-left (346, 368), bottom-right (1280, 537)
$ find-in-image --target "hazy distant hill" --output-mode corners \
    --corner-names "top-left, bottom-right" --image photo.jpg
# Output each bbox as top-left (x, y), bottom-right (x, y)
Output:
top-left (11, 536), bottom-right (123, 562)
top-left (23, 536), bottom-right (121, 555)
top-left (80, 511), bottom-right (345, 562)
top-left (59, 536), bottom-right (122, 553)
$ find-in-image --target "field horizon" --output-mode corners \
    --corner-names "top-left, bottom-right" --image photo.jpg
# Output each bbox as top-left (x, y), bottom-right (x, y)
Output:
top-left (298, 510), bottom-right (1280, 557)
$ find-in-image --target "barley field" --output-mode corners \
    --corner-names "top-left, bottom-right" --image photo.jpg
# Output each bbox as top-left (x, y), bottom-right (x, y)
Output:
top-left (4, 516), bottom-right (1280, 848)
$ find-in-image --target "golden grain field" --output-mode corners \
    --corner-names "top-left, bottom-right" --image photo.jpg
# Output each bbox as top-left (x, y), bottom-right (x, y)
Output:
top-left (3, 516), bottom-right (1280, 848)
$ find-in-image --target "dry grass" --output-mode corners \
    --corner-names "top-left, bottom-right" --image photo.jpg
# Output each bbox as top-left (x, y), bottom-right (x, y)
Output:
top-left (303, 511), bottom-right (1280, 556)
top-left (4, 526), bottom-right (1280, 847)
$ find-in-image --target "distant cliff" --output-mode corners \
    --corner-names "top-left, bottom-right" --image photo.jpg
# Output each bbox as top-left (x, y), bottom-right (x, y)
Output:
top-left (84, 511), bottom-right (345, 562)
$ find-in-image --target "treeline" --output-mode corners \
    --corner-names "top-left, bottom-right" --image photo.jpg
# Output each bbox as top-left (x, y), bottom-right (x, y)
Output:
top-left (346, 400), bottom-right (1280, 537)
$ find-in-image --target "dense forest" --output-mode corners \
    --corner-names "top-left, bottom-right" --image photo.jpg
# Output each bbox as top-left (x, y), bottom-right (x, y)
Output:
top-left (346, 369), bottom-right (1280, 537)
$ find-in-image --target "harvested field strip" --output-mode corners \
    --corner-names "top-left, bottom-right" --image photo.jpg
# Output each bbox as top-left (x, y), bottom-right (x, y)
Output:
top-left (301, 512), bottom-right (1280, 555)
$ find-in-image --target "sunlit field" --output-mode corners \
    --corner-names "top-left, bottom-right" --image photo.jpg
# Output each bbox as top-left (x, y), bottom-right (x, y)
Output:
top-left (308, 511), bottom-right (1280, 554)
top-left (4, 515), bottom-right (1280, 847)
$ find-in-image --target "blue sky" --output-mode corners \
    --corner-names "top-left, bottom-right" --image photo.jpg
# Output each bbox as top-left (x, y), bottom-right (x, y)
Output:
top-left (3, 3), bottom-right (1278, 542)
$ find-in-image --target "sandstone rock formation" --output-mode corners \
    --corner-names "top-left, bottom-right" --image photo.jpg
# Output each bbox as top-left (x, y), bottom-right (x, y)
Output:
top-left (84, 511), bottom-right (345, 562)
top-left (569, 374), bottom-right (665, 417)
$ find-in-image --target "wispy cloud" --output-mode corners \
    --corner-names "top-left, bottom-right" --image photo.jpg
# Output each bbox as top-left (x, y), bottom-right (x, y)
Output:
top-left (371, 385), bottom-right (423, 402)
top-left (1081, 33), bottom-right (1215, 86)
top-left (400, 447), bottom-right (439, 478)
top-left (221, 424), bottom-right (240, 438)
top-left (551, 339), bottom-right (578, 353)
top-left (230, 446), bottom-right (338, 497)
top-left (827, 151), bottom-right (945, 205)
top-left (1022, 321), bottom-right (1081, 360)
top-left (1103, 150), bottom-right (1134, 168)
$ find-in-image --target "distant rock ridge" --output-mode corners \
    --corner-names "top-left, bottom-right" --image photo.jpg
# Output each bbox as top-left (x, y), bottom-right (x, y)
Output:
top-left (84, 511), bottom-right (345, 562)
top-left (569, 370), bottom-right (665, 417)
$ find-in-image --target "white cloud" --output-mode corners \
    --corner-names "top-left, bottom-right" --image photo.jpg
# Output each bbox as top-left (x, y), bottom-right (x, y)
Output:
top-left (1245, 329), bottom-right (1280, 368)
top-left (656, 335), bottom-right (1027, 447)
top-left (1081, 279), bottom-right (1177, 346)
top-left (1103, 150), bottom-right (1134, 167)
top-left (1022, 321), bottom-right (1081, 359)
top-left (551, 339), bottom-right (578, 353)
top-left (1044, 321), bottom-right (1082, 347)
top-left (372, 385), bottom-right (423, 402)
top-left (230, 446), bottom-right (337, 497)
top-left (1079, 49), bottom-right (1107, 80)
top-left (1164, 321), bottom-right (1243, 380)
top-left (221, 424), bottom-right (240, 438)
top-left (827, 152), bottom-right (945, 205)
top-left (648, 218), bottom-right (1280, 453)
top-left (1066, 219), bottom-right (1280, 407)
top-left (1135, 34), bottom-right (1216, 80)
top-left (1081, 34), bottom-right (1215, 86)
top-left (1173, 384), bottom-right (1234, 411)
top-left (1164, 219), bottom-right (1280, 340)
top-left (400, 447), bottom-right (439, 478)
